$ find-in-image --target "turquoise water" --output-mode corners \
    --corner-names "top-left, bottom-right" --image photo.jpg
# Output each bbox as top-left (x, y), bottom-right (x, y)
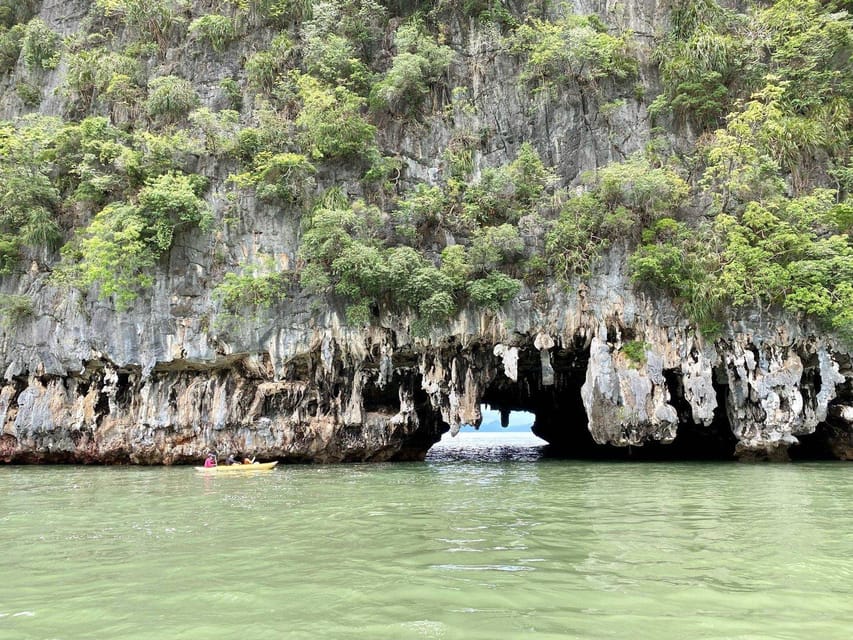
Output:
top-left (2, 432), bottom-right (852, 639)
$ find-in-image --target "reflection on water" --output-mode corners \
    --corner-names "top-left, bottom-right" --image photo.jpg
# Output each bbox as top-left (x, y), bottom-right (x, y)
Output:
top-left (426, 431), bottom-right (546, 462)
top-left (2, 445), bottom-right (853, 639)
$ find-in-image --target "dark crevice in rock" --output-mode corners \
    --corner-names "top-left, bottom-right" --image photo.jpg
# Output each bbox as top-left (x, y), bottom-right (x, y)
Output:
top-left (663, 371), bottom-right (737, 460)
top-left (790, 422), bottom-right (846, 460)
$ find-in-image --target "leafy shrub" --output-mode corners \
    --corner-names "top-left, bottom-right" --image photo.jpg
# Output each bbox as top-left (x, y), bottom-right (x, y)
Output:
top-left (463, 143), bottom-right (553, 224)
top-left (0, 293), bottom-right (34, 328)
top-left (303, 31), bottom-right (370, 91)
top-left (64, 48), bottom-right (143, 115)
top-left (188, 14), bottom-right (237, 52)
top-left (245, 34), bottom-right (293, 94)
top-left (247, 0), bottom-right (314, 27)
top-left (301, 0), bottom-right (386, 61)
top-left (95, 0), bottom-right (186, 52)
top-left (0, 118), bottom-right (61, 262)
top-left (57, 202), bottom-right (159, 309)
top-left (0, 24), bottom-right (25, 74)
top-left (57, 171), bottom-right (211, 309)
top-left (21, 205), bottom-right (61, 248)
top-left (545, 154), bottom-right (688, 280)
top-left (468, 224), bottom-right (524, 273)
top-left (21, 18), bottom-right (61, 70)
top-left (468, 272), bottom-right (521, 309)
top-left (371, 19), bottom-right (453, 115)
top-left (509, 13), bottom-right (637, 92)
top-left (392, 183), bottom-right (447, 241)
top-left (295, 74), bottom-right (376, 160)
top-left (213, 269), bottom-right (289, 314)
top-left (219, 77), bottom-right (243, 111)
top-left (146, 75), bottom-right (200, 124)
top-left (621, 340), bottom-right (648, 366)
top-left (188, 108), bottom-right (240, 156)
top-left (136, 171), bottom-right (212, 250)
top-left (650, 0), bottom-right (755, 128)
top-left (15, 80), bottom-right (39, 105)
top-left (0, 0), bottom-right (38, 30)
top-left (595, 154), bottom-right (689, 225)
top-left (231, 151), bottom-right (315, 203)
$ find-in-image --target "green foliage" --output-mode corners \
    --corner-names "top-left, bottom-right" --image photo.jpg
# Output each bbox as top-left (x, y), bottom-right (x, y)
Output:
top-left (218, 78), bottom-right (243, 111)
top-left (245, 34), bottom-right (293, 94)
top-left (63, 48), bottom-right (143, 115)
top-left (546, 154), bottom-right (688, 279)
top-left (146, 75), bottom-right (200, 124)
top-left (0, 117), bottom-right (62, 265)
top-left (468, 224), bottom-right (524, 273)
top-left (302, 0), bottom-right (386, 60)
top-left (0, 0), bottom-right (38, 30)
top-left (15, 80), bottom-right (39, 106)
top-left (57, 202), bottom-right (156, 308)
top-left (0, 293), bottom-right (34, 328)
top-left (246, 0), bottom-right (313, 27)
top-left (759, 0), bottom-right (853, 114)
top-left (651, 0), bottom-right (755, 128)
top-left (631, 190), bottom-right (853, 340)
top-left (295, 74), bottom-right (376, 160)
top-left (370, 18), bottom-right (453, 115)
top-left (21, 18), bottom-right (61, 70)
top-left (187, 108), bottom-right (240, 156)
top-left (392, 183), bottom-right (447, 241)
top-left (298, 198), bottom-right (380, 278)
top-left (213, 267), bottom-right (289, 314)
top-left (509, 12), bottom-right (637, 92)
top-left (629, 217), bottom-right (724, 330)
top-left (621, 340), bottom-right (648, 366)
top-left (0, 24), bottom-right (25, 74)
top-left (57, 171), bottom-right (210, 309)
top-left (439, 245), bottom-right (471, 290)
top-left (188, 14), bottom-right (237, 53)
top-left (95, 0), bottom-right (187, 52)
top-left (595, 154), bottom-right (689, 225)
top-left (462, 143), bottom-right (554, 224)
top-left (231, 151), bottom-right (316, 204)
top-left (467, 272), bottom-right (521, 310)
top-left (303, 31), bottom-right (370, 91)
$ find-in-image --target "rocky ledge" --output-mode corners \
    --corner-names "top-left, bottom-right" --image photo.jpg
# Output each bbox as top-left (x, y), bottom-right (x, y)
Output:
top-left (1, 268), bottom-right (850, 464)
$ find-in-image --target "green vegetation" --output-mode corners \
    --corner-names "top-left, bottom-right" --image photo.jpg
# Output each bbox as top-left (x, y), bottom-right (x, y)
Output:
top-left (621, 340), bottom-right (648, 366)
top-left (146, 76), bottom-right (200, 124)
top-left (0, 0), bottom-right (847, 346)
top-left (187, 14), bottom-right (237, 52)
top-left (546, 155), bottom-right (689, 278)
top-left (0, 293), bottom-right (34, 328)
top-left (58, 172), bottom-right (211, 309)
top-left (21, 17), bottom-right (61, 70)
top-left (371, 19), bottom-right (454, 115)
top-left (509, 11), bottom-right (637, 93)
top-left (213, 257), bottom-right (290, 314)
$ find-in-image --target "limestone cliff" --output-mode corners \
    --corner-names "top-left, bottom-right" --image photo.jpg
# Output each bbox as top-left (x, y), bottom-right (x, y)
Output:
top-left (0, 0), bottom-right (850, 463)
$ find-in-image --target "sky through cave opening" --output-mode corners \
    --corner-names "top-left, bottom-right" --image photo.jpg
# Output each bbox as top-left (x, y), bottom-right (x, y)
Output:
top-left (425, 405), bottom-right (547, 462)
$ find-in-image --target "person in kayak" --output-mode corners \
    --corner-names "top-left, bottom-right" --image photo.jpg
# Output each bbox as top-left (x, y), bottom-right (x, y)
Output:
top-left (203, 453), bottom-right (217, 468)
top-left (225, 454), bottom-right (237, 465)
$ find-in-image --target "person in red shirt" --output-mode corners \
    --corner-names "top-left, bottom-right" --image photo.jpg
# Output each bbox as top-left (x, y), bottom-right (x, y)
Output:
top-left (203, 453), bottom-right (217, 468)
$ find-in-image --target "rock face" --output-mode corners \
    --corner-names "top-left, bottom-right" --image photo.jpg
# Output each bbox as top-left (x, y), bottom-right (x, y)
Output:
top-left (0, 1), bottom-right (851, 464)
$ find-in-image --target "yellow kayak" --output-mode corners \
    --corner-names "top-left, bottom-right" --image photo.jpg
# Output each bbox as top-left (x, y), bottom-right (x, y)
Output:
top-left (194, 461), bottom-right (279, 473)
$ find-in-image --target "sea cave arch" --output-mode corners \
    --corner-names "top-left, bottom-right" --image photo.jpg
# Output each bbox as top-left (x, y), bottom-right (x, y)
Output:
top-left (393, 336), bottom-right (749, 462)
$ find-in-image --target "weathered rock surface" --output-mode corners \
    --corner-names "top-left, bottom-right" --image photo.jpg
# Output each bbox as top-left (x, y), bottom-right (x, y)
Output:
top-left (0, 1), bottom-right (850, 464)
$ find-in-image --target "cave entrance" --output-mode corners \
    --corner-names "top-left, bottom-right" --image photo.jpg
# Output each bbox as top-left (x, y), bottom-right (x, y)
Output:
top-left (425, 405), bottom-right (547, 461)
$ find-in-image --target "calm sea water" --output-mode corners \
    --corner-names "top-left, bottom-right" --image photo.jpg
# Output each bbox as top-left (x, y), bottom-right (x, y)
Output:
top-left (2, 432), bottom-right (852, 639)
